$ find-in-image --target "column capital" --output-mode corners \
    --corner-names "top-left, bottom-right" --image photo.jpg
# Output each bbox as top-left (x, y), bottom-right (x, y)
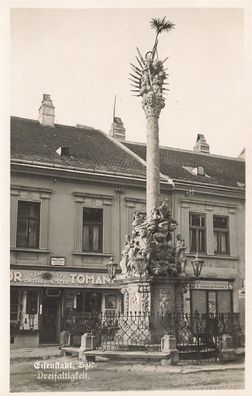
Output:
top-left (142, 93), bottom-right (165, 118)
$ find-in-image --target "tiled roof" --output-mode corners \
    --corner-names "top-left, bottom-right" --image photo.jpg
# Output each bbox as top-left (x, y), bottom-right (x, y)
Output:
top-left (11, 117), bottom-right (245, 189)
top-left (123, 142), bottom-right (245, 188)
top-left (11, 117), bottom-right (146, 179)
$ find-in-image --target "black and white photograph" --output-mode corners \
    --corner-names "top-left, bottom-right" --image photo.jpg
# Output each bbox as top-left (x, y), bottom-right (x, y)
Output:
top-left (1, 0), bottom-right (251, 394)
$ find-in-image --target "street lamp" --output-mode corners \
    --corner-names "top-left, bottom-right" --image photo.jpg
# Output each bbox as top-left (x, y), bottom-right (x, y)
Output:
top-left (191, 252), bottom-right (204, 278)
top-left (106, 257), bottom-right (118, 281)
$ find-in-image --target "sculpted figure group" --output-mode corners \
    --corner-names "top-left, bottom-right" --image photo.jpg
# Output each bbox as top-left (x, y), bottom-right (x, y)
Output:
top-left (119, 201), bottom-right (187, 278)
top-left (139, 56), bottom-right (167, 97)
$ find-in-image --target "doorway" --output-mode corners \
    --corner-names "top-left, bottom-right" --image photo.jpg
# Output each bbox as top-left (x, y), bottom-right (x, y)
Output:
top-left (40, 291), bottom-right (60, 343)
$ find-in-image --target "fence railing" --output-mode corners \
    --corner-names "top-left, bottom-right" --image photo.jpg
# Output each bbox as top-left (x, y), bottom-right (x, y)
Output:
top-left (62, 311), bottom-right (241, 352)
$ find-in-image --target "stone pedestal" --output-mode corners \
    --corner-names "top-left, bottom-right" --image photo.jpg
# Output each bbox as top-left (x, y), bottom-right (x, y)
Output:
top-left (121, 280), bottom-right (151, 313)
top-left (116, 279), bottom-right (151, 346)
top-left (79, 333), bottom-right (95, 360)
top-left (161, 334), bottom-right (179, 365)
top-left (80, 333), bottom-right (95, 350)
top-left (151, 278), bottom-right (181, 343)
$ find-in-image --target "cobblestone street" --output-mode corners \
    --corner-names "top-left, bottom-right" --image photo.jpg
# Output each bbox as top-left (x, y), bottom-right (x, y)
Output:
top-left (10, 347), bottom-right (245, 392)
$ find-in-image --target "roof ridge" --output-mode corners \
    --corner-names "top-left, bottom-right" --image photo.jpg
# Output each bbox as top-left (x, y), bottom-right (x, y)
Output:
top-left (124, 140), bottom-right (245, 162)
top-left (98, 131), bottom-right (174, 185)
top-left (11, 115), bottom-right (39, 123)
top-left (11, 115), bottom-right (99, 132)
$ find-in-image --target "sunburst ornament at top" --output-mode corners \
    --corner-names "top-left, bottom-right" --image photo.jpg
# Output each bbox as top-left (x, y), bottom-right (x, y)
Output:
top-left (130, 17), bottom-right (175, 98)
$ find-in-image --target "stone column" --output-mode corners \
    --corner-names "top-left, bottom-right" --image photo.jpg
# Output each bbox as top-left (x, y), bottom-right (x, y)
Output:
top-left (143, 94), bottom-right (165, 218)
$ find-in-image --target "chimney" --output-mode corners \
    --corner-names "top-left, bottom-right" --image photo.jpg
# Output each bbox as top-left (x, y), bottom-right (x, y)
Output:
top-left (193, 134), bottom-right (210, 154)
top-left (38, 94), bottom-right (55, 127)
top-left (109, 117), bottom-right (126, 140)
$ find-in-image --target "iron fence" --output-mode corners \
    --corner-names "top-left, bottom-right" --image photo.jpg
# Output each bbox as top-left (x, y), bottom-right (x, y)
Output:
top-left (62, 311), bottom-right (240, 362)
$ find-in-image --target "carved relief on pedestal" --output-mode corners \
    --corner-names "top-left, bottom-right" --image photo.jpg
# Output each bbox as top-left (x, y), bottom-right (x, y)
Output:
top-left (121, 287), bottom-right (129, 313)
top-left (158, 289), bottom-right (172, 315)
top-left (130, 290), bottom-right (140, 312)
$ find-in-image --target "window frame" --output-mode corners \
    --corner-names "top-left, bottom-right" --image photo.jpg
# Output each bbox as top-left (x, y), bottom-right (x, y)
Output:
top-left (213, 215), bottom-right (230, 255)
top-left (16, 200), bottom-right (40, 249)
top-left (189, 212), bottom-right (206, 253)
top-left (82, 207), bottom-right (103, 252)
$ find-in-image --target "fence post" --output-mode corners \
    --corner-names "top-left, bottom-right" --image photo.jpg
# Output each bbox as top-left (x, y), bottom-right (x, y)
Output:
top-left (160, 334), bottom-right (179, 365)
top-left (79, 333), bottom-right (95, 360)
top-left (59, 331), bottom-right (70, 347)
top-left (218, 334), bottom-right (238, 362)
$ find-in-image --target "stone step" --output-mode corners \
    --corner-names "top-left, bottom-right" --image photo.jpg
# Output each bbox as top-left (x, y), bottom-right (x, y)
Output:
top-left (82, 349), bottom-right (177, 363)
top-left (60, 347), bottom-right (80, 357)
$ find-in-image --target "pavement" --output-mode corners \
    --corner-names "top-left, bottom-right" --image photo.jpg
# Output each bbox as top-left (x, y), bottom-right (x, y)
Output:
top-left (10, 345), bottom-right (62, 361)
top-left (10, 345), bottom-right (245, 374)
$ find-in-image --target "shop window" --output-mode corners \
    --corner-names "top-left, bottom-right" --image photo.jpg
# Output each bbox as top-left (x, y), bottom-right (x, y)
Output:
top-left (189, 213), bottom-right (206, 253)
top-left (213, 216), bottom-right (229, 255)
top-left (10, 289), bottom-right (19, 321)
top-left (76, 291), bottom-right (84, 312)
top-left (191, 289), bottom-right (232, 314)
top-left (84, 292), bottom-right (102, 314)
top-left (105, 294), bottom-right (117, 317)
top-left (64, 292), bottom-right (75, 316)
top-left (191, 290), bottom-right (207, 314)
top-left (63, 291), bottom-right (84, 315)
top-left (208, 291), bottom-right (217, 314)
top-left (105, 294), bottom-right (117, 310)
top-left (16, 201), bottom-right (40, 248)
top-left (83, 208), bottom-right (103, 252)
top-left (26, 290), bottom-right (38, 315)
top-left (217, 291), bottom-right (232, 313)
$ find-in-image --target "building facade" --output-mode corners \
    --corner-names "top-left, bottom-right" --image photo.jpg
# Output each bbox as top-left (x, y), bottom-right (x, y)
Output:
top-left (10, 95), bottom-right (245, 347)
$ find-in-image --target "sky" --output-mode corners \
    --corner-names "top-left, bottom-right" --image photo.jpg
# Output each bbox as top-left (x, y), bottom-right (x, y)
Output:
top-left (10, 6), bottom-right (246, 157)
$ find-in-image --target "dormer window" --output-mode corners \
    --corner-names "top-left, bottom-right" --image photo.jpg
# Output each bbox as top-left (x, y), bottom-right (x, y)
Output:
top-left (183, 166), bottom-right (210, 178)
top-left (56, 146), bottom-right (70, 156)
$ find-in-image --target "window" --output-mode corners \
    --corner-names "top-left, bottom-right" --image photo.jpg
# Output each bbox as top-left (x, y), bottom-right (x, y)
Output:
top-left (83, 208), bottom-right (103, 252)
top-left (189, 213), bottom-right (206, 253)
top-left (16, 201), bottom-right (40, 248)
top-left (213, 216), bottom-right (229, 255)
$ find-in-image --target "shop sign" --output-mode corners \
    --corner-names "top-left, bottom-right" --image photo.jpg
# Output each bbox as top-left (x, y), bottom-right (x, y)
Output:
top-left (10, 269), bottom-right (113, 288)
top-left (190, 280), bottom-right (232, 290)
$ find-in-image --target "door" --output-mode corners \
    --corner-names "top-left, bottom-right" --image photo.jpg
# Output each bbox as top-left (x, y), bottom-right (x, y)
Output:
top-left (40, 293), bottom-right (59, 343)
